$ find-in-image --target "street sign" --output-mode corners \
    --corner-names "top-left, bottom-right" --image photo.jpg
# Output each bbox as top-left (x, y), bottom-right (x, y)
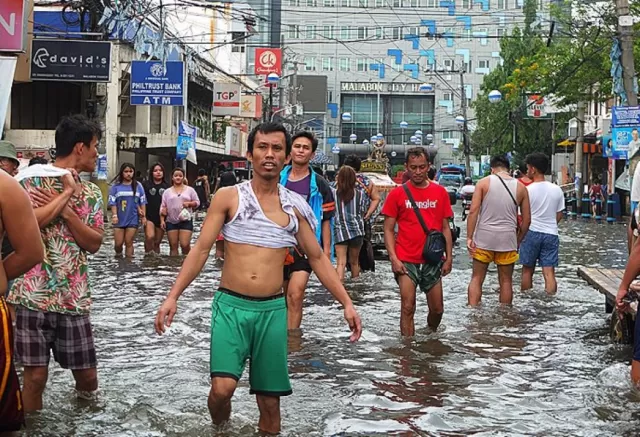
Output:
top-left (213, 83), bottom-right (241, 116)
top-left (255, 48), bottom-right (282, 76)
top-left (612, 106), bottom-right (640, 127)
top-left (30, 39), bottom-right (112, 82)
top-left (0, 0), bottom-right (27, 52)
top-left (130, 61), bottom-right (185, 106)
top-left (331, 145), bottom-right (340, 154)
top-left (524, 94), bottom-right (551, 119)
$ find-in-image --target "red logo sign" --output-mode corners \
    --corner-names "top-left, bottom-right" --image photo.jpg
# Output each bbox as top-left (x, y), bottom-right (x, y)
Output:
top-left (0, 0), bottom-right (27, 52)
top-left (255, 48), bottom-right (282, 76)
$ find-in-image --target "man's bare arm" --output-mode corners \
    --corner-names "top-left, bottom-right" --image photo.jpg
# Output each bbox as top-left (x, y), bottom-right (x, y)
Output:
top-left (321, 219), bottom-right (332, 255)
top-left (166, 188), bottom-right (232, 301)
top-left (517, 185), bottom-right (531, 244)
top-left (61, 207), bottom-right (104, 254)
top-left (296, 210), bottom-right (362, 341)
top-left (556, 211), bottom-right (564, 223)
top-left (466, 179), bottom-right (486, 239)
top-left (2, 175), bottom-right (44, 279)
top-left (384, 216), bottom-right (399, 261)
top-left (365, 183), bottom-right (381, 220)
top-left (33, 189), bottom-right (74, 229)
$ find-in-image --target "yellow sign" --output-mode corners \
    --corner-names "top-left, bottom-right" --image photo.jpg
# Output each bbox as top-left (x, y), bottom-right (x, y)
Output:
top-left (360, 161), bottom-right (386, 173)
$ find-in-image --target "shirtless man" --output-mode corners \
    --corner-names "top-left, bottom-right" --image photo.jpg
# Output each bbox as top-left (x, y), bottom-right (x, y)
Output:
top-left (155, 122), bottom-right (362, 434)
top-left (0, 170), bottom-right (44, 432)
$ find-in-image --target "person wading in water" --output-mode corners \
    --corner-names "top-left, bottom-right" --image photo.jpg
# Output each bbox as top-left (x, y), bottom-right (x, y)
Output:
top-left (155, 122), bottom-right (361, 434)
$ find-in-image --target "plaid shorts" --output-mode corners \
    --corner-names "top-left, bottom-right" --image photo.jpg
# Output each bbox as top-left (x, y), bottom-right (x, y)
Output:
top-left (14, 305), bottom-right (97, 370)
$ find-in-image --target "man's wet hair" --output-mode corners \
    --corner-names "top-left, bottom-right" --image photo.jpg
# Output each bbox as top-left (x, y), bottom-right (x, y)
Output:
top-left (344, 154), bottom-right (362, 172)
top-left (247, 122), bottom-right (292, 156)
top-left (524, 152), bottom-right (549, 174)
top-left (55, 114), bottom-right (102, 158)
top-left (490, 155), bottom-right (510, 169)
top-left (405, 147), bottom-right (429, 164)
top-left (292, 131), bottom-right (319, 152)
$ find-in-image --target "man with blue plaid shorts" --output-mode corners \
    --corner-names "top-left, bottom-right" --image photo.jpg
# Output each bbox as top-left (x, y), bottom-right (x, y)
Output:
top-left (7, 115), bottom-right (105, 412)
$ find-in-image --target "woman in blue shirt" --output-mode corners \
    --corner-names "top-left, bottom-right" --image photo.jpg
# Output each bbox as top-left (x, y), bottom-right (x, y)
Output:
top-left (108, 163), bottom-right (147, 257)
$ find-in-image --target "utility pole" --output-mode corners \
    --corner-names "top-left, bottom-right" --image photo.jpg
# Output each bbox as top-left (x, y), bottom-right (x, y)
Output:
top-left (575, 101), bottom-right (586, 206)
top-left (617, 0), bottom-right (638, 106)
top-left (460, 71), bottom-right (471, 178)
top-left (290, 60), bottom-right (299, 126)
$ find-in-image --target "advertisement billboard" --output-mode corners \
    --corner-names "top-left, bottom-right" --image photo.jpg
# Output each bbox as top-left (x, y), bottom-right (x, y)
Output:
top-left (30, 39), bottom-right (111, 82)
top-left (130, 61), bottom-right (185, 106)
top-left (254, 48), bottom-right (282, 76)
top-left (213, 83), bottom-right (241, 116)
top-left (0, 0), bottom-right (28, 52)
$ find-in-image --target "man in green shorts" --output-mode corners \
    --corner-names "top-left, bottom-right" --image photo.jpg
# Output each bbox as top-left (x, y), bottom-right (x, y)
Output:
top-left (155, 122), bottom-right (362, 434)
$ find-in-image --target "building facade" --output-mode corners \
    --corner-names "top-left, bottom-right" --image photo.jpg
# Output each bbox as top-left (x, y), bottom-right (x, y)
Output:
top-left (280, 0), bottom-right (553, 165)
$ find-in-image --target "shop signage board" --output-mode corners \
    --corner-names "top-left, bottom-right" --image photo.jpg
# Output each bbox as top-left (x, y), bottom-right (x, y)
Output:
top-left (176, 121), bottom-right (197, 162)
top-left (30, 39), bottom-right (111, 82)
top-left (0, 0), bottom-right (28, 52)
top-left (131, 61), bottom-right (185, 106)
top-left (213, 83), bottom-right (241, 116)
top-left (254, 48), bottom-right (282, 76)
top-left (612, 106), bottom-right (640, 127)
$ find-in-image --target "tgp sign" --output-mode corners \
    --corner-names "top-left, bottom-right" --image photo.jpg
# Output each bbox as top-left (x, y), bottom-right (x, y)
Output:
top-left (213, 83), bottom-right (241, 116)
top-left (0, 0), bottom-right (28, 52)
top-left (254, 48), bottom-right (282, 76)
top-left (130, 61), bottom-right (185, 106)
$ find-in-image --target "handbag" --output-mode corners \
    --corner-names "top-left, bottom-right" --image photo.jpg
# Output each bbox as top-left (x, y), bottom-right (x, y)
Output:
top-left (402, 184), bottom-right (446, 265)
top-left (178, 207), bottom-right (192, 222)
top-left (495, 175), bottom-right (522, 231)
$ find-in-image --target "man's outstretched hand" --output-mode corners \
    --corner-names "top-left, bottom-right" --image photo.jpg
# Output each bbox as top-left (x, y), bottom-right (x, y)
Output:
top-left (344, 304), bottom-right (362, 342)
top-left (155, 297), bottom-right (178, 335)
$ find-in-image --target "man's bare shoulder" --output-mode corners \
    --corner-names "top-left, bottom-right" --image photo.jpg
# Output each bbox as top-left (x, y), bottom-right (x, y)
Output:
top-left (0, 170), bottom-right (22, 191)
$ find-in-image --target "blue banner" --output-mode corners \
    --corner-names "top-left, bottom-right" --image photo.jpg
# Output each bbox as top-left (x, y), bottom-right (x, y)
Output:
top-left (96, 154), bottom-right (108, 180)
top-left (612, 106), bottom-right (640, 127)
top-left (176, 121), bottom-right (196, 160)
top-left (130, 61), bottom-right (184, 106)
top-left (610, 127), bottom-right (640, 160)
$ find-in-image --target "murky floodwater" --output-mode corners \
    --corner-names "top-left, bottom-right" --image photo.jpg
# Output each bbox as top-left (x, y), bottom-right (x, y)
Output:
top-left (20, 211), bottom-right (640, 436)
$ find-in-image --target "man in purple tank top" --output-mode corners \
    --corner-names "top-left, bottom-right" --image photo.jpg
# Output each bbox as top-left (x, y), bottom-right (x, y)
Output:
top-left (155, 122), bottom-right (362, 435)
top-left (466, 155), bottom-right (531, 306)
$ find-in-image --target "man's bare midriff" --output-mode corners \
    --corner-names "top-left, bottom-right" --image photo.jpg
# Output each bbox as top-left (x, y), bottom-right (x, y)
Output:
top-left (219, 241), bottom-right (289, 297)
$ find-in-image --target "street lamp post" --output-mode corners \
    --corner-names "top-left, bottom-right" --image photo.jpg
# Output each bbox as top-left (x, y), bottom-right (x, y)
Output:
top-left (267, 73), bottom-right (280, 120)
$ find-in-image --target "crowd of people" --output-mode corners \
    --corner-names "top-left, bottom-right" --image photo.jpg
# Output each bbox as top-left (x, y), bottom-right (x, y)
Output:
top-left (0, 116), bottom-right (627, 435)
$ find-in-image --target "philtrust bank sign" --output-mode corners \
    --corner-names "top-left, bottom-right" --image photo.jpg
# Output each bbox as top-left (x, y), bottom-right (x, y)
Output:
top-left (341, 82), bottom-right (435, 93)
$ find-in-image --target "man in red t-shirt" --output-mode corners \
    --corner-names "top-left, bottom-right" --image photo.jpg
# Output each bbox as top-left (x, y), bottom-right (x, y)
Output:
top-left (382, 148), bottom-right (453, 336)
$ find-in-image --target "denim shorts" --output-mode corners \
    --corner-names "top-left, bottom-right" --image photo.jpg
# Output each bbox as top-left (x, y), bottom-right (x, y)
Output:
top-left (519, 230), bottom-right (559, 268)
top-left (166, 220), bottom-right (193, 232)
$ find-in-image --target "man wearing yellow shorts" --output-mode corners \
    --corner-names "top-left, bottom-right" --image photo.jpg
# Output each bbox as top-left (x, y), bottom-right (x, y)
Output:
top-left (466, 155), bottom-right (531, 306)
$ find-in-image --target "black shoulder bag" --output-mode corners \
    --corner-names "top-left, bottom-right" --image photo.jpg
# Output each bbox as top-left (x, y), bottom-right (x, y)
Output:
top-left (402, 183), bottom-right (446, 265)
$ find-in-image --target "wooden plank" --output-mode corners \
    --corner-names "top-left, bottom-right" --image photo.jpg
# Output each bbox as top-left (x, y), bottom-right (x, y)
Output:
top-left (577, 267), bottom-right (624, 299)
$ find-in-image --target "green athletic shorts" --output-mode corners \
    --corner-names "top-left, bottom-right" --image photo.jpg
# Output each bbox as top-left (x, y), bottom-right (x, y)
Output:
top-left (394, 261), bottom-right (443, 293)
top-left (210, 288), bottom-right (291, 396)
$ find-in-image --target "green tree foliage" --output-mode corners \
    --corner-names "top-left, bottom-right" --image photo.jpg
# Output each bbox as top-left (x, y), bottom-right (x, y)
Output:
top-left (471, 0), bottom-right (613, 162)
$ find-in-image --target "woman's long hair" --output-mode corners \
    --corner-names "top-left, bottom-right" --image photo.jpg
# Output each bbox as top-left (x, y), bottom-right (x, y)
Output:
top-left (336, 165), bottom-right (357, 204)
top-left (112, 162), bottom-right (137, 194)
top-left (148, 162), bottom-right (166, 184)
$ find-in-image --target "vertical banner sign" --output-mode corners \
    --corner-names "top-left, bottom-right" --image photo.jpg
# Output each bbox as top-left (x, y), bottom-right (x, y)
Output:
top-left (213, 83), bottom-right (241, 116)
top-left (176, 121), bottom-right (197, 162)
top-left (0, 57), bottom-right (18, 138)
top-left (0, 0), bottom-right (27, 52)
top-left (254, 48), bottom-right (282, 76)
top-left (131, 61), bottom-right (185, 106)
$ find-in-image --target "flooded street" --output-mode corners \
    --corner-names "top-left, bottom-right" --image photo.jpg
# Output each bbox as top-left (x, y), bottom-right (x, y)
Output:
top-left (22, 213), bottom-right (640, 436)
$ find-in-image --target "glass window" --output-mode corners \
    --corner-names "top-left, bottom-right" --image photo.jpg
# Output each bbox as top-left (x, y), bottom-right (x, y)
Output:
top-left (393, 0), bottom-right (400, 6)
top-left (324, 0), bottom-right (335, 6)
top-left (339, 58), bottom-right (350, 71)
top-left (307, 0), bottom-right (317, 5)
top-left (405, 26), bottom-right (419, 37)
top-left (287, 25), bottom-right (299, 39)
top-left (375, 0), bottom-right (383, 6)
top-left (444, 59), bottom-right (453, 71)
top-left (341, 26), bottom-right (350, 39)
top-left (357, 26), bottom-right (367, 39)
top-left (478, 59), bottom-right (490, 69)
top-left (305, 57), bottom-right (316, 71)
top-left (498, 0), bottom-right (505, 7)
top-left (392, 27), bottom-right (401, 40)
top-left (306, 25), bottom-right (316, 39)
top-left (341, 0), bottom-right (350, 6)
top-left (443, 92), bottom-right (453, 101)
top-left (322, 58), bottom-right (333, 71)
top-left (375, 26), bottom-right (382, 39)
top-left (357, 59), bottom-right (368, 71)
top-left (497, 28), bottom-right (505, 37)
top-left (463, 29), bottom-right (472, 40)
top-left (359, 0), bottom-right (368, 6)
top-left (462, 0), bottom-right (471, 7)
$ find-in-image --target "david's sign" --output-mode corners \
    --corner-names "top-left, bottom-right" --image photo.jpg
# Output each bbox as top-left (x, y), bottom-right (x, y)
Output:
top-left (30, 39), bottom-right (111, 82)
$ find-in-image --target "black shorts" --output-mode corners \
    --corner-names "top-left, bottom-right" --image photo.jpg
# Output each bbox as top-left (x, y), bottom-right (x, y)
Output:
top-left (283, 247), bottom-right (312, 280)
top-left (335, 236), bottom-right (364, 248)
top-left (166, 220), bottom-right (194, 232)
top-left (146, 214), bottom-right (162, 228)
